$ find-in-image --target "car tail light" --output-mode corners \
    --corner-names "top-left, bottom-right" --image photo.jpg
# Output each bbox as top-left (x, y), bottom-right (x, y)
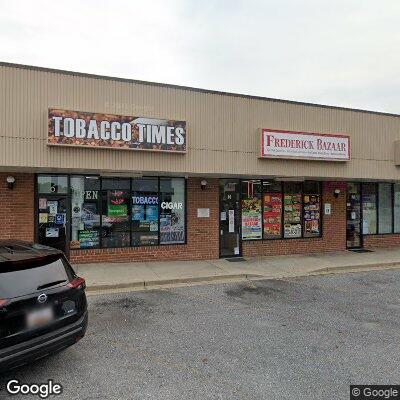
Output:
top-left (67, 277), bottom-right (86, 290)
top-left (0, 298), bottom-right (8, 308)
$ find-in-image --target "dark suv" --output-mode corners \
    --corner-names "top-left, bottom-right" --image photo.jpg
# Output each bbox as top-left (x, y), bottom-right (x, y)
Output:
top-left (0, 241), bottom-right (88, 372)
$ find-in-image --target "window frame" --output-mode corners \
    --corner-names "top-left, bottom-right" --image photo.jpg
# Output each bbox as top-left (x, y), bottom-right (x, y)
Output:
top-left (354, 181), bottom-right (400, 236)
top-left (35, 174), bottom-right (188, 251)
top-left (239, 179), bottom-right (323, 241)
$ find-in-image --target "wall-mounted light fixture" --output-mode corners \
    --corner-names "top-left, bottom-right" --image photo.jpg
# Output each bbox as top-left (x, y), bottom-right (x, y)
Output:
top-left (200, 180), bottom-right (207, 191)
top-left (334, 188), bottom-right (341, 198)
top-left (6, 176), bottom-right (15, 190)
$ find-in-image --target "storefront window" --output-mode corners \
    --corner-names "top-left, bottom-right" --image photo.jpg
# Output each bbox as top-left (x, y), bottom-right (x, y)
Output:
top-left (263, 181), bottom-right (282, 239)
top-left (241, 180), bottom-right (262, 240)
top-left (70, 176), bottom-right (101, 249)
top-left (160, 178), bottom-right (185, 244)
top-left (101, 179), bottom-right (131, 248)
top-left (378, 183), bottom-right (392, 234)
top-left (303, 182), bottom-right (321, 237)
top-left (283, 182), bottom-right (302, 238)
top-left (362, 183), bottom-right (377, 235)
top-left (37, 175), bottom-right (68, 194)
top-left (131, 178), bottom-right (159, 246)
top-left (394, 184), bottom-right (400, 233)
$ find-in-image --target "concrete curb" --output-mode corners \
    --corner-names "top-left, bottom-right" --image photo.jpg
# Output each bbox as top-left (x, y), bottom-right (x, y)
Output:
top-left (85, 262), bottom-right (400, 293)
top-left (310, 261), bottom-right (400, 274)
top-left (85, 273), bottom-right (263, 292)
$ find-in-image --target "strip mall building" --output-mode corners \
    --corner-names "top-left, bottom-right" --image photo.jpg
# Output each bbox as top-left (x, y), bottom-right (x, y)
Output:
top-left (1, 62), bottom-right (400, 264)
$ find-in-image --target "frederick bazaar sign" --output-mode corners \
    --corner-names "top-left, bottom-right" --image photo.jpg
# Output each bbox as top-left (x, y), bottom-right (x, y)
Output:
top-left (48, 109), bottom-right (186, 153)
top-left (261, 129), bottom-right (350, 161)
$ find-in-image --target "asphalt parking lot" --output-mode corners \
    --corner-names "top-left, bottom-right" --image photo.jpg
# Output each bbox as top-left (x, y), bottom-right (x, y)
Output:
top-left (1, 269), bottom-right (400, 400)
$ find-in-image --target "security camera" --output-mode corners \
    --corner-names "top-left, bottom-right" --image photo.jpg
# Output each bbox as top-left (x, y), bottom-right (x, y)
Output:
top-left (200, 180), bottom-right (207, 191)
top-left (334, 188), bottom-right (341, 198)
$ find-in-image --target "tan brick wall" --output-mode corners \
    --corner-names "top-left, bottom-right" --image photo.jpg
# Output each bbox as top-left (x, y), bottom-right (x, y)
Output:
top-left (70, 177), bottom-right (220, 263)
top-left (0, 173), bottom-right (35, 242)
top-left (242, 182), bottom-right (347, 257)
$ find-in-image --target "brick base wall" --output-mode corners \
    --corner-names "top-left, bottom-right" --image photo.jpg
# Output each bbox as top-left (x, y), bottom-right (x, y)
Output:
top-left (242, 182), bottom-right (347, 257)
top-left (364, 234), bottom-right (400, 248)
top-left (0, 173), bottom-right (35, 242)
top-left (70, 178), bottom-right (220, 263)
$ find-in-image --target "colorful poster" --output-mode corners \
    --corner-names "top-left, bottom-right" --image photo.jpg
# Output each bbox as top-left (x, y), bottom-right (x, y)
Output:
top-left (241, 199), bottom-right (262, 239)
top-left (303, 194), bottom-right (321, 236)
top-left (146, 205), bottom-right (159, 221)
top-left (263, 193), bottom-right (282, 238)
top-left (108, 190), bottom-right (128, 217)
top-left (78, 230), bottom-right (100, 248)
top-left (132, 205), bottom-right (145, 221)
top-left (283, 194), bottom-right (302, 237)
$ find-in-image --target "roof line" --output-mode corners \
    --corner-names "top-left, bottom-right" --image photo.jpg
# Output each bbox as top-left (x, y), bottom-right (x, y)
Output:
top-left (1, 61), bottom-right (399, 118)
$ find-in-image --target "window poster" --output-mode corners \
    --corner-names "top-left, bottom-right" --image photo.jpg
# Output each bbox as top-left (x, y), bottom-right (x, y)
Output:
top-left (47, 201), bottom-right (58, 216)
top-left (228, 210), bottom-right (235, 233)
top-left (241, 199), bottom-right (262, 239)
top-left (39, 213), bottom-right (48, 224)
top-left (78, 230), bottom-right (100, 248)
top-left (284, 194), bottom-right (302, 238)
top-left (160, 214), bottom-right (172, 242)
top-left (108, 190), bottom-right (128, 217)
top-left (146, 205), bottom-right (159, 221)
top-left (39, 198), bottom-right (47, 210)
top-left (303, 195), bottom-right (321, 236)
top-left (263, 193), bottom-right (282, 238)
top-left (45, 227), bottom-right (59, 238)
top-left (132, 205), bottom-right (145, 221)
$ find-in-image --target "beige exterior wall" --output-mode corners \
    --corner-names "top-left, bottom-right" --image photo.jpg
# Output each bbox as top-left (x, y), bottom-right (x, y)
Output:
top-left (1, 62), bottom-right (400, 180)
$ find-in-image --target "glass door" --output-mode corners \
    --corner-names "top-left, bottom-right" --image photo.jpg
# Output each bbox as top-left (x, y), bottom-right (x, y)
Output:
top-left (346, 183), bottom-right (362, 248)
top-left (37, 196), bottom-right (69, 255)
top-left (220, 179), bottom-right (241, 257)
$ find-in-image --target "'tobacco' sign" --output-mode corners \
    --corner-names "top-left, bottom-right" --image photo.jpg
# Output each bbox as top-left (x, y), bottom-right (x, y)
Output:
top-left (48, 109), bottom-right (186, 153)
top-left (261, 129), bottom-right (350, 161)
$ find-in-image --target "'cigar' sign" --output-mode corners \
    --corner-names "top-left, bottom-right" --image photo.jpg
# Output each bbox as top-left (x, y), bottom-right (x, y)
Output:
top-left (48, 109), bottom-right (187, 153)
top-left (261, 129), bottom-right (350, 161)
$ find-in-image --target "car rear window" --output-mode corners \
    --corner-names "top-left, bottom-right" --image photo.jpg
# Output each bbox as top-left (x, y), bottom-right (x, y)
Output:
top-left (0, 255), bottom-right (75, 299)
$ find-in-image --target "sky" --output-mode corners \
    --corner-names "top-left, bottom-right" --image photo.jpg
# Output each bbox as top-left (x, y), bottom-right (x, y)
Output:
top-left (1, 0), bottom-right (400, 113)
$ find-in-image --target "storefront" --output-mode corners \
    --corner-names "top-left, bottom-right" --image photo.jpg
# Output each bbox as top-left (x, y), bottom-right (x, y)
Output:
top-left (1, 62), bottom-right (400, 263)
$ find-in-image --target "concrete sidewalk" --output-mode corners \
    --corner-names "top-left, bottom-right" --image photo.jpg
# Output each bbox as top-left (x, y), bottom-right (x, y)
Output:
top-left (74, 247), bottom-right (400, 293)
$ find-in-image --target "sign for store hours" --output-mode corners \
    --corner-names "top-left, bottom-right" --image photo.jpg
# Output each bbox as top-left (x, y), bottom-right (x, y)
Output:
top-left (48, 109), bottom-right (186, 153)
top-left (260, 129), bottom-right (350, 161)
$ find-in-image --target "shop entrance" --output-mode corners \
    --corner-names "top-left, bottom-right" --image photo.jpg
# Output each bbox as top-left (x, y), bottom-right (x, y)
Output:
top-left (37, 195), bottom-right (69, 255)
top-left (219, 179), bottom-right (241, 257)
top-left (346, 183), bottom-right (363, 248)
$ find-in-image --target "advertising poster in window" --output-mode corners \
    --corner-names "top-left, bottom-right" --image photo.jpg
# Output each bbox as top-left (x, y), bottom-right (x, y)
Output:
top-left (303, 195), bottom-right (320, 236)
top-left (146, 205), bottom-right (158, 221)
top-left (108, 190), bottom-right (128, 217)
top-left (78, 230), bottom-right (100, 248)
top-left (263, 193), bottom-right (282, 238)
top-left (160, 212), bottom-right (185, 243)
top-left (284, 194), bottom-right (302, 238)
top-left (241, 199), bottom-right (262, 239)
